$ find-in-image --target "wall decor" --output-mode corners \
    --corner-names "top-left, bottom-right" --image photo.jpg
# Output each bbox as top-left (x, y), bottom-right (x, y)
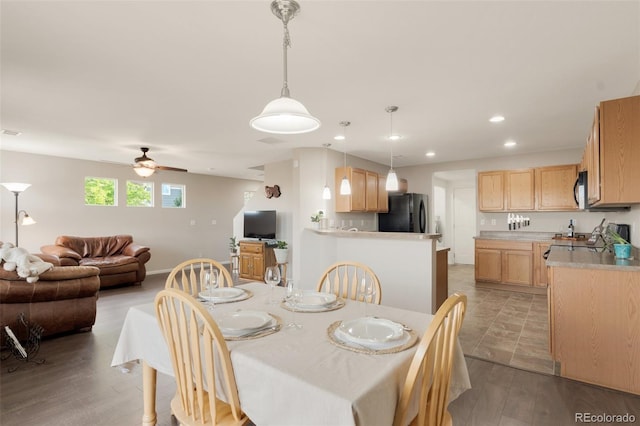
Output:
top-left (265, 185), bottom-right (281, 199)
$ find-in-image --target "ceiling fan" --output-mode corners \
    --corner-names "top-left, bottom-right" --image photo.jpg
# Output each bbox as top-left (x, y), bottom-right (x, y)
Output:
top-left (133, 147), bottom-right (188, 177)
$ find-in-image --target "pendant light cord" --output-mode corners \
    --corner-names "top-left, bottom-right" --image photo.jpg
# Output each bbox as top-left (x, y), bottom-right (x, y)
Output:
top-left (280, 9), bottom-right (292, 97)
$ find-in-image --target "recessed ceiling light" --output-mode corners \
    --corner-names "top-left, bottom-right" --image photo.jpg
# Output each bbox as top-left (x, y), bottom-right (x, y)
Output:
top-left (489, 115), bottom-right (505, 123)
top-left (388, 135), bottom-right (401, 141)
top-left (333, 135), bottom-right (345, 141)
top-left (504, 140), bottom-right (517, 147)
top-left (426, 151), bottom-right (435, 157)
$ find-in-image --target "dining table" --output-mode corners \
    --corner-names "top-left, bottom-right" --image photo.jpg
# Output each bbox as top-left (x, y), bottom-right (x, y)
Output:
top-left (110, 282), bottom-right (471, 426)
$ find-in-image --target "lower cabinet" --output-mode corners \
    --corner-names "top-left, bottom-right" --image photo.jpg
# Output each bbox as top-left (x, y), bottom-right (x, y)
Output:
top-left (533, 242), bottom-right (551, 288)
top-left (475, 239), bottom-right (533, 287)
top-left (239, 241), bottom-right (276, 281)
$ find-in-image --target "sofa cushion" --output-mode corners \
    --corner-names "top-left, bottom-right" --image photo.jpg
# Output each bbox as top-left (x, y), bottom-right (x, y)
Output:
top-left (55, 235), bottom-right (134, 258)
top-left (79, 255), bottom-right (139, 275)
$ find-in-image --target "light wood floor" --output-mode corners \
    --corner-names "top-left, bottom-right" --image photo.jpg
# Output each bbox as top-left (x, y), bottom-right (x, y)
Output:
top-left (1, 272), bottom-right (638, 426)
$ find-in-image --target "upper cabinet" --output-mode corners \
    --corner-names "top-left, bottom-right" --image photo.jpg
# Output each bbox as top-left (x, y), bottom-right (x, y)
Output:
top-left (586, 95), bottom-right (640, 207)
top-left (535, 164), bottom-right (578, 211)
top-left (506, 169), bottom-right (535, 211)
top-left (478, 165), bottom-right (578, 212)
top-left (477, 171), bottom-right (505, 211)
top-left (335, 167), bottom-right (388, 213)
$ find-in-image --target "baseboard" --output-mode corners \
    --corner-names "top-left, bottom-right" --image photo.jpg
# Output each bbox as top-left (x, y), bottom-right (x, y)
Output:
top-left (475, 281), bottom-right (546, 295)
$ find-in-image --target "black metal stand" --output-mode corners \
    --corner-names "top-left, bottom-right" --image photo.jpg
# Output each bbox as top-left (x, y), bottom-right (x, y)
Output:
top-left (1, 313), bottom-right (45, 372)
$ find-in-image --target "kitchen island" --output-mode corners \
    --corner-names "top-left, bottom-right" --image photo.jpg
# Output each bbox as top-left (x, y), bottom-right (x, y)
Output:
top-left (546, 245), bottom-right (640, 395)
top-left (299, 228), bottom-right (440, 314)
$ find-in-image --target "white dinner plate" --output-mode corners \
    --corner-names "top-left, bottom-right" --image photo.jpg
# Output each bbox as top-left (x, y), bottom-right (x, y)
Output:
top-left (337, 317), bottom-right (404, 346)
top-left (199, 287), bottom-right (245, 301)
top-left (217, 310), bottom-right (273, 336)
top-left (294, 292), bottom-right (337, 308)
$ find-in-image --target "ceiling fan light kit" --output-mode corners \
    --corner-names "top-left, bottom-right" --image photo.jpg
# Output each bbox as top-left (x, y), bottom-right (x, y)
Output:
top-left (250, 0), bottom-right (320, 135)
top-left (132, 147), bottom-right (187, 177)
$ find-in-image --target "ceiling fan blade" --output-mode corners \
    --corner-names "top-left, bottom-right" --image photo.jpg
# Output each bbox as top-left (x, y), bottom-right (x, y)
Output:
top-left (156, 165), bottom-right (188, 173)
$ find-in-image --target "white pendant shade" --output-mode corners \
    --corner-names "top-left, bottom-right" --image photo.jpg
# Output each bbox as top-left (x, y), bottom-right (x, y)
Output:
top-left (134, 165), bottom-right (155, 177)
top-left (20, 215), bottom-right (36, 226)
top-left (322, 184), bottom-right (332, 200)
top-left (340, 177), bottom-right (351, 195)
top-left (386, 170), bottom-right (399, 191)
top-left (251, 96), bottom-right (320, 134)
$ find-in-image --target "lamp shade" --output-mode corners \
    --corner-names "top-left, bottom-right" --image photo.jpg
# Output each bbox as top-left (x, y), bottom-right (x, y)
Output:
top-left (340, 177), bottom-right (352, 195)
top-left (386, 170), bottom-right (399, 191)
top-left (1, 182), bottom-right (31, 193)
top-left (322, 185), bottom-right (332, 200)
top-left (134, 166), bottom-right (155, 177)
top-left (250, 96), bottom-right (321, 134)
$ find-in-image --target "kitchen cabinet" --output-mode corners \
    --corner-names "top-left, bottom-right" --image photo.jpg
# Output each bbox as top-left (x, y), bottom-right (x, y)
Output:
top-left (533, 242), bottom-right (551, 287)
top-left (335, 167), bottom-right (388, 213)
top-left (239, 241), bottom-right (275, 281)
top-left (506, 169), bottom-right (535, 211)
top-left (377, 175), bottom-right (389, 213)
top-left (535, 165), bottom-right (578, 211)
top-left (587, 106), bottom-right (601, 205)
top-left (475, 239), bottom-right (533, 287)
top-left (589, 95), bottom-right (640, 206)
top-left (335, 167), bottom-right (366, 212)
top-left (365, 171), bottom-right (378, 212)
top-left (479, 165), bottom-right (578, 212)
top-left (477, 171), bottom-right (505, 211)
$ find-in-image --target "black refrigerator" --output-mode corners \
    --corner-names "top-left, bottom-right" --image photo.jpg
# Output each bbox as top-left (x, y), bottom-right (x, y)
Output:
top-left (378, 193), bottom-right (428, 233)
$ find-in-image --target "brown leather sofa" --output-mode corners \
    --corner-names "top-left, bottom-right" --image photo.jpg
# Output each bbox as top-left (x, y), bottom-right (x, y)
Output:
top-left (40, 235), bottom-right (151, 288)
top-left (0, 265), bottom-right (100, 345)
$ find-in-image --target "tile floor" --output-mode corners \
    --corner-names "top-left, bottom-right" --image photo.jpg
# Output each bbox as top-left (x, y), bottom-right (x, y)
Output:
top-left (448, 264), bottom-right (555, 375)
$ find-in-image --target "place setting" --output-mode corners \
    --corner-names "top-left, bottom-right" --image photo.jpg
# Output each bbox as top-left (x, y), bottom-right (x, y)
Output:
top-left (198, 269), bottom-right (253, 307)
top-left (280, 290), bottom-right (345, 313)
top-left (215, 310), bottom-right (282, 341)
top-left (327, 316), bottom-right (417, 355)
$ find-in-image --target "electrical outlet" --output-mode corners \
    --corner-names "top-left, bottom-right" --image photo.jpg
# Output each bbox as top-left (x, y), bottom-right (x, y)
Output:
top-left (190, 219), bottom-right (196, 226)
top-left (211, 219), bottom-right (217, 225)
top-left (491, 219), bottom-right (496, 226)
top-left (480, 219), bottom-right (486, 226)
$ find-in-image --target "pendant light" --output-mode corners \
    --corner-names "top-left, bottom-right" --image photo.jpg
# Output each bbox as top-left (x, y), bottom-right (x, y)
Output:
top-left (250, 0), bottom-right (321, 134)
top-left (338, 121), bottom-right (352, 195)
top-left (385, 106), bottom-right (399, 191)
top-left (322, 143), bottom-right (332, 199)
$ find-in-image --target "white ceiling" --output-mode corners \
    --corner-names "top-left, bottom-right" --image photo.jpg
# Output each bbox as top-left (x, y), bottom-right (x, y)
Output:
top-left (1, 1), bottom-right (639, 181)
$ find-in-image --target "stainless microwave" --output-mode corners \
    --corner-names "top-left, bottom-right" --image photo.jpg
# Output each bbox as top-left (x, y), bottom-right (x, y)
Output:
top-left (573, 170), bottom-right (630, 211)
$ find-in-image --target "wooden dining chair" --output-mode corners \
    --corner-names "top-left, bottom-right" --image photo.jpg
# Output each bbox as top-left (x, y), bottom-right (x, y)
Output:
top-left (154, 288), bottom-right (250, 426)
top-left (393, 293), bottom-right (467, 426)
top-left (315, 261), bottom-right (382, 304)
top-left (165, 258), bottom-right (234, 296)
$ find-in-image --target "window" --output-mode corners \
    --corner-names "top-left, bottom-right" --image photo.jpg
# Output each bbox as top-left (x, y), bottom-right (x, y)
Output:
top-left (162, 183), bottom-right (185, 208)
top-left (85, 177), bottom-right (117, 206)
top-left (127, 180), bottom-right (154, 207)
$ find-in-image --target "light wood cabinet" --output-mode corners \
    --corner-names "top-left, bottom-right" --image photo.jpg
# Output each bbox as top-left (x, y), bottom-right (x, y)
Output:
top-left (594, 95), bottom-right (640, 206)
top-left (477, 171), bottom-right (505, 211)
top-left (535, 165), bottom-right (578, 211)
top-left (377, 175), bottom-right (389, 213)
top-left (506, 169), bottom-right (535, 211)
top-left (365, 171), bottom-right (378, 212)
top-left (335, 167), bottom-right (388, 213)
top-left (239, 241), bottom-right (275, 281)
top-left (475, 239), bottom-right (533, 287)
top-left (533, 242), bottom-right (551, 288)
top-left (587, 106), bottom-right (601, 205)
top-left (479, 165), bottom-right (578, 212)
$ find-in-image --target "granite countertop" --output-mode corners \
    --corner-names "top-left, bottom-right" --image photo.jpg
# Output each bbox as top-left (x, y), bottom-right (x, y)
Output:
top-left (546, 245), bottom-right (640, 271)
top-left (308, 228), bottom-right (440, 240)
top-left (475, 231), bottom-right (591, 244)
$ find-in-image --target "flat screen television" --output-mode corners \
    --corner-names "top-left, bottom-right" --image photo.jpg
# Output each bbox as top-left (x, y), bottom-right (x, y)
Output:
top-left (243, 210), bottom-right (276, 240)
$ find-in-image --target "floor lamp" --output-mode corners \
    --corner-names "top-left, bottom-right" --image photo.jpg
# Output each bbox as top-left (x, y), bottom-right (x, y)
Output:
top-left (1, 182), bottom-right (36, 247)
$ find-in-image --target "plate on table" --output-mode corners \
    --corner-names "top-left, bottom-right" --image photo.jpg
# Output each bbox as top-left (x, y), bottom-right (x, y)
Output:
top-left (336, 317), bottom-right (404, 347)
top-left (294, 292), bottom-right (337, 308)
top-left (199, 287), bottom-right (247, 303)
top-left (216, 310), bottom-right (274, 337)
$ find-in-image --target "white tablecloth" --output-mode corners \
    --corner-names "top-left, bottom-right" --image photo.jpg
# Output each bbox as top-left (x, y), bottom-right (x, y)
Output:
top-left (111, 283), bottom-right (471, 426)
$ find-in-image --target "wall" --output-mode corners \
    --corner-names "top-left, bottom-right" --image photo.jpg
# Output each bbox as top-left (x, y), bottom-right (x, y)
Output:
top-left (397, 148), bottom-right (640, 247)
top-left (0, 151), bottom-right (260, 272)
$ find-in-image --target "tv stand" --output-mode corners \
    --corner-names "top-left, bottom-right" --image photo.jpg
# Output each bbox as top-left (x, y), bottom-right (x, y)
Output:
top-left (239, 241), bottom-right (276, 282)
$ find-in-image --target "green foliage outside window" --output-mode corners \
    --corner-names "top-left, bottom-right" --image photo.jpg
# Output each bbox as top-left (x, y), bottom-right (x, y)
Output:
top-left (127, 181), bottom-right (153, 207)
top-left (85, 177), bottom-right (116, 206)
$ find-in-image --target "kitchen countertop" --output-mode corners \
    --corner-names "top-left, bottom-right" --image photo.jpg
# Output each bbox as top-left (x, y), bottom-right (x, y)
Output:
top-left (546, 245), bottom-right (640, 271)
top-left (475, 231), bottom-right (590, 243)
